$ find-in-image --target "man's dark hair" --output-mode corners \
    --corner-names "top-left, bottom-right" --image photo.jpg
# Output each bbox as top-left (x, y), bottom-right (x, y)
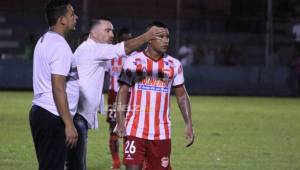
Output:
top-left (89, 17), bottom-right (112, 31)
top-left (146, 21), bottom-right (167, 31)
top-left (115, 27), bottom-right (131, 43)
top-left (46, 0), bottom-right (70, 26)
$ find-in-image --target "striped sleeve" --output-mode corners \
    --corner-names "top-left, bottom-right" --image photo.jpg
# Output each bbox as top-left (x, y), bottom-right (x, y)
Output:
top-left (172, 60), bottom-right (184, 86)
top-left (118, 57), bottom-right (135, 86)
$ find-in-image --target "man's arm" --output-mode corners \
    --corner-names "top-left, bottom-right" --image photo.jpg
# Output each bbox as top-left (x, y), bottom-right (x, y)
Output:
top-left (52, 74), bottom-right (78, 148)
top-left (124, 26), bottom-right (165, 55)
top-left (115, 83), bottom-right (130, 137)
top-left (174, 85), bottom-right (194, 147)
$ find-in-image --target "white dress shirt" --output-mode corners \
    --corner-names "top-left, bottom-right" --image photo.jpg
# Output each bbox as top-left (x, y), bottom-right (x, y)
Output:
top-left (74, 38), bottom-right (125, 129)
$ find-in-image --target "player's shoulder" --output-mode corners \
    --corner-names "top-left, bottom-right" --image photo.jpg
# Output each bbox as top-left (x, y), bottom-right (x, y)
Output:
top-left (127, 51), bottom-right (144, 60)
top-left (40, 32), bottom-right (70, 52)
top-left (164, 54), bottom-right (182, 66)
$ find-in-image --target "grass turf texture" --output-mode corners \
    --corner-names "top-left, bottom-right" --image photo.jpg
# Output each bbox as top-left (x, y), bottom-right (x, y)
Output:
top-left (0, 91), bottom-right (300, 170)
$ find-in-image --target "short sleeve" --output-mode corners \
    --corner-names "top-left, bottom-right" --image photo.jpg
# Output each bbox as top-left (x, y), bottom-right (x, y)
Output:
top-left (172, 61), bottom-right (184, 87)
top-left (50, 44), bottom-right (72, 76)
top-left (118, 57), bottom-right (135, 86)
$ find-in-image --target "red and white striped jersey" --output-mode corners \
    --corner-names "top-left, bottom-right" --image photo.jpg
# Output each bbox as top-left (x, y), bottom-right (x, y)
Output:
top-left (119, 51), bottom-right (184, 140)
top-left (106, 56), bottom-right (126, 92)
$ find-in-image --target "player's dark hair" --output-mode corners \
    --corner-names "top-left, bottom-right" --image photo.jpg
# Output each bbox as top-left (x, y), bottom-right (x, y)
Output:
top-left (146, 21), bottom-right (167, 31)
top-left (46, 0), bottom-right (70, 27)
top-left (89, 17), bottom-right (112, 31)
top-left (116, 27), bottom-right (131, 43)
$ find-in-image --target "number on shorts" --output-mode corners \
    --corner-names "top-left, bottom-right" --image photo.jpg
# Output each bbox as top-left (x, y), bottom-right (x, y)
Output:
top-left (125, 140), bottom-right (136, 154)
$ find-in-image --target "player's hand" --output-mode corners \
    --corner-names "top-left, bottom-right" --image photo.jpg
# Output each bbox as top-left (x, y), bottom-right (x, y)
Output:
top-left (114, 123), bottom-right (126, 138)
top-left (65, 123), bottom-right (78, 149)
top-left (185, 124), bottom-right (194, 147)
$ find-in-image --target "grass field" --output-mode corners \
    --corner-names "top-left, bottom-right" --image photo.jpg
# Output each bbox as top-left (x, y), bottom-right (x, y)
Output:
top-left (0, 91), bottom-right (300, 170)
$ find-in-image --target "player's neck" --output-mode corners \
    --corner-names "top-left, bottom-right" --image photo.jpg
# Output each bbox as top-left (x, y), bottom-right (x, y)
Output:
top-left (49, 25), bottom-right (68, 38)
top-left (145, 48), bottom-right (163, 61)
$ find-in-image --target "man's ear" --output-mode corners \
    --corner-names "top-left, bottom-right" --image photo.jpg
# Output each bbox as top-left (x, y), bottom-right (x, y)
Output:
top-left (58, 16), bottom-right (67, 25)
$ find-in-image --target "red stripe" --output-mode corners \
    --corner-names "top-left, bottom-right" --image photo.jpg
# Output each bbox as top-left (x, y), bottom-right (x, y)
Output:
top-left (118, 57), bottom-right (122, 65)
top-left (130, 59), bottom-right (143, 136)
top-left (143, 91), bottom-right (151, 138)
top-left (163, 93), bottom-right (170, 139)
top-left (142, 59), bottom-right (153, 138)
top-left (111, 58), bottom-right (115, 65)
top-left (111, 74), bottom-right (114, 91)
top-left (154, 59), bottom-right (164, 140)
top-left (126, 87), bottom-right (135, 127)
top-left (130, 89), bottom-right (142, 136)
top-left (146, 58), bottom-right (153, 76)
top-left (169, 60), bottom-right (174, 79)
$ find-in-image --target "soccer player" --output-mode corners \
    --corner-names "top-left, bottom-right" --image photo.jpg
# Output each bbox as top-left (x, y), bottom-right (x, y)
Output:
top-left (115, 21), bottom-right (195, 170)
top-left (106, 28), bottom-right (133, 170)
top-left (66, 18), bottom-right (167, 170)
top-left (29, 0), bottom-right (79, 169)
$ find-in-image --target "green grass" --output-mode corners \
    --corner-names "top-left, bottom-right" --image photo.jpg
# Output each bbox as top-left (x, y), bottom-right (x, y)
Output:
top-left (0, 91), bottom-right (300, 170)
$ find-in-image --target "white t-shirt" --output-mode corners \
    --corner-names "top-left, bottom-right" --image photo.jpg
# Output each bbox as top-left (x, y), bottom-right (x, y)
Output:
top-left (74, 38), bottom-right (125, 129)
top-left (32, 31), bottom-right (79, 117)
top-left (292, 24), bottom-right (300, 42)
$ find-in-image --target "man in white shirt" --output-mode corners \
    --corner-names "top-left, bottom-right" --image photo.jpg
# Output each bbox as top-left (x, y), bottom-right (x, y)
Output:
top-left (66, 18), bottom-right (166, 170)
top-left (29, 0), bottom-right (79, 170)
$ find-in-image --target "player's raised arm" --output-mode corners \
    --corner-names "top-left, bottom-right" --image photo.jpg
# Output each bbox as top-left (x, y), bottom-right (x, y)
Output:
top-left (174, 85), bottom-right (195, 147)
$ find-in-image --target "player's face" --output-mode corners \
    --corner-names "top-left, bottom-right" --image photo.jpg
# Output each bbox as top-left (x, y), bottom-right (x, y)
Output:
top-left (149, 27), bottom-right (169, 53)
top-left (94, 20), bottom-right (114, 44)
top-left (62, 4), bottom-right (78, 30)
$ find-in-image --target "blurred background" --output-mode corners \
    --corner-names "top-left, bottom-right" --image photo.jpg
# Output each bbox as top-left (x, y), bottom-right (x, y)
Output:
top-left (1, 0), bottom-right (300, 96)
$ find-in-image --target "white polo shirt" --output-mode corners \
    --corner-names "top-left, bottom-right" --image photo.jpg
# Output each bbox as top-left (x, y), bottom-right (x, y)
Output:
top-left (74, 38), bottom-right (125, 129)
top-left (32, 31), bottom-right (79, 117)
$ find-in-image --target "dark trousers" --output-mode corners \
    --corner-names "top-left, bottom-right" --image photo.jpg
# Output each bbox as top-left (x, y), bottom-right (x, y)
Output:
top-left (65, 113), bottom-right (88, 170)
top-left (29, 105), bottom-right (66, 170)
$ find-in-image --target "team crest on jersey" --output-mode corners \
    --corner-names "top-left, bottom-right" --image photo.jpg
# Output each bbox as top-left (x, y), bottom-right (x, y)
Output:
top-left (161, 156), bottom-right (169, 168)
top-left (165, 59), bottom-right (175, 67)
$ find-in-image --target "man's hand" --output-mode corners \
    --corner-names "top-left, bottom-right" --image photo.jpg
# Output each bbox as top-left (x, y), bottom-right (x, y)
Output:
top-left (114, 123), bottom-right (126, 138)
top-left (146, 26), bottom-right (167, 41)
top-left (185, 123), bottom-right (194, 147)
top-left (65, 123), bottom-right (78, 148)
